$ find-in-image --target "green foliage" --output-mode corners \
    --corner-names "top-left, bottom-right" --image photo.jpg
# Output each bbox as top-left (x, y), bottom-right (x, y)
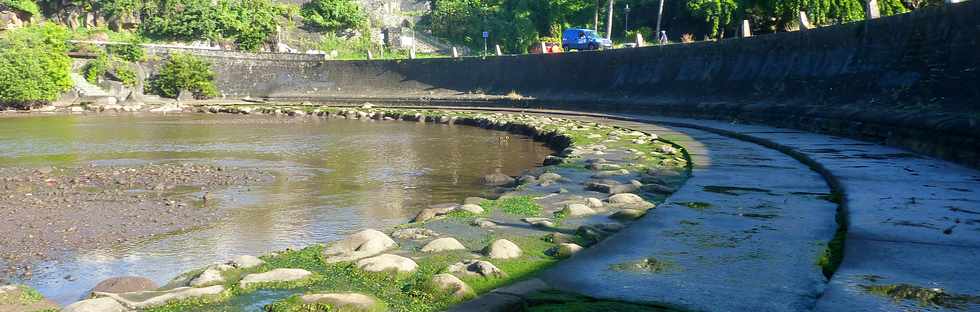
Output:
top-left (0, 0), bottom-right (40, 16)
top-left (141, 0), bottom-right (282, 51)
top-left (300, 0), bottom-right (367, 31)
top-left (429, 0), bottom-right (542, 53)
top-left (318, 32), bottom-right (377, 60)
top-left (112, 63), bottom-right (138, 87)
top-left (106, 41), bottom-right (145, 62)
top-left (148, 52), bottom-right (218, 99)
top-left (0, 23), bottom-right (73, 108)
top-left (217, 0), bottom-right (283, 51)
top-left (687, 0), bottom-right (738, 39)
top-left (83, 51), bottom-right (109, 84)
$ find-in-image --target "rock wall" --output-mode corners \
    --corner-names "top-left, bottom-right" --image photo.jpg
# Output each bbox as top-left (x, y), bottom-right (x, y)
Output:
top-left (156, 1), bottom-right (980, 167)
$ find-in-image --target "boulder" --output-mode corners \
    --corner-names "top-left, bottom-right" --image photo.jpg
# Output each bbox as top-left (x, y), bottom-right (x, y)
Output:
top-left (459, 204), bottom-right (485, 214)
top-left (229, 255), bottom-right (264, 269)
top-left (463, 197), bottom-right (488, 205)
top-left (586, 180), bottom-right (640, 194)
top-left (556, 243), bottom-right (584, 258)
top-left (63, 297), bottom-right (127, 312)
top-left (538, 172), bottom-right (562, 183)
top-left (421, 237), bottom-right (466, 252)
top-left (391, 228), bottom-right (438, 240)
top-left (471, 218), bottom-right (497, 228)
top-left (447, 260), bottom-right (506, 278)
top-left (430, 274), bottom-right (475, 299)
top-left (91, 276), bottom-right (159, 294)
top-left (586, 197), bottom-right (604, 209)
top-left (412, 204), bottom-right (458, 223)
top-left (484, 239), bottom-right (522, 259)
top-left (300, 292), bottom-right (384, 311)
top-left (561, 203), bottom-right (596, 217)
top-left (610, 209), bottom-right (646, 221)
top-left (356, 254), bottom-right (418, 273)
top-left (608, 193), bottom-right (644, 204)
top-left (189, 264), bottom-right (232, 287)
top-left (239, 269), bottom-right (312, 288)
top-left (323, 229), bottom-right (396, 263)
top-left (521, 217), bottom-right (555, 228)
top-left (481, 172), bottom-right (515, 186)
top-left (93, 285), bottom-right (225, 309)
top-left (542, 156), bottom-right (565, 166)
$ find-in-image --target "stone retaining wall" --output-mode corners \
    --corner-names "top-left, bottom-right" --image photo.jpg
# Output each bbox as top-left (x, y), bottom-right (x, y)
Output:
top-left (143, 1), bottom-right (980, 167)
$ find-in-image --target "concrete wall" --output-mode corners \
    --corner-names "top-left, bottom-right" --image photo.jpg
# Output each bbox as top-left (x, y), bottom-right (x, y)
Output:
top-left (159, 1), bottom-right (980, 167)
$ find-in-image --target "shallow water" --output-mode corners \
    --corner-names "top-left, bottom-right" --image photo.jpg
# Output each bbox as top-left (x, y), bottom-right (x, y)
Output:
top-left (0, 113), bottom-right (552, 305)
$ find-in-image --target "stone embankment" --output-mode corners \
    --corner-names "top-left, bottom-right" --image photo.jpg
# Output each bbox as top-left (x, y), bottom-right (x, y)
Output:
top-left (2, 104), bottom-right (692, 311)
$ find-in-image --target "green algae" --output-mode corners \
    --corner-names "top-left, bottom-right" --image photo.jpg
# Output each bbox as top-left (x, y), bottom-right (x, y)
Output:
top-left (862, 284), bottom-right (980, 309)
top-left (680, 201), bottom-right (712, 209)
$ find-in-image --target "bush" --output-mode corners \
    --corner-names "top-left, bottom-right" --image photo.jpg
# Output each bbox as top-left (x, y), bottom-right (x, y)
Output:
top-left (300, 0), bottom-right (366, 31)
top-left (83, 51), bottom-right (109, 84)
top-left (106, 41), bottom-right (145, 62)
top-left (141, 0), bottom-right (283, 51)
top-left (148, 53), bottom-right (218, 99)
top-left (0, 23), bottom-right (73, 109)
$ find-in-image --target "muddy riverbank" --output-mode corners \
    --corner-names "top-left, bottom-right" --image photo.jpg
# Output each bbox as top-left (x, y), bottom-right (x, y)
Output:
top-left (0, 163), bottom-right (273, 282)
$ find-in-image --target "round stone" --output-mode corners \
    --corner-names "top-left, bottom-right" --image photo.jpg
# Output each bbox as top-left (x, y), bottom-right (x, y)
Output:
top-left (557, 243), bottom-right (584, 258)
top-left (421, 238), bottom-right (467, 253)
top-left (430, 274), bottom-right (475, 299)
top-left (608, 193), bottom-right (644, 204)
top-left (356, 254), bottom-right (418, 273)
top-left (562, 203), bottom-right (596, 217)
top-left (484, 239), bottom-right (522, 259)
top-left (91, 276), bottom-right (159, 294)
top-left (459, 204), bottom-right (485, 214)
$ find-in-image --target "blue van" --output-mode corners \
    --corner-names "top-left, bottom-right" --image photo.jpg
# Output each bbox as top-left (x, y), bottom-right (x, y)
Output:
top-left (561, 28), bottom-right (613, 51)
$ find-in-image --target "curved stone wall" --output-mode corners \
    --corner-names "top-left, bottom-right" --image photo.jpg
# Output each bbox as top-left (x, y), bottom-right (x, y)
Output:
top-left (161, 1), bottom-right (979, 167)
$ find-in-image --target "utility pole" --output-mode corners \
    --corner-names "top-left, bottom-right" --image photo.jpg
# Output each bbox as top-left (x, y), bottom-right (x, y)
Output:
top-left (624, 4), bottom-right (630, 38)
top-left (655, 0), bottom-right (665, 44)
top-left (606, 0), bottom-right (615, 39)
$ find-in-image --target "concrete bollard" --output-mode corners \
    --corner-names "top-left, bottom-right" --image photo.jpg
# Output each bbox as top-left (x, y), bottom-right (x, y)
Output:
top-left (740, 20), bottom-right (752, 38)
top-left (799, 11), bottom-right (813, 30)
top-left (367, 50), bottom-right (373, 60)
top-left (636, 33), bottom-right (645, 47)
top-left (865, 0), bottom-right (880, 19)
top-left (410, 48), bottom-right (416, 59)
top-left (540, 42), bottom-right (547, 54)
top-left (495, 45), bottom-right (502, 56)
top-left (452, 47), bottom-right (459, 58)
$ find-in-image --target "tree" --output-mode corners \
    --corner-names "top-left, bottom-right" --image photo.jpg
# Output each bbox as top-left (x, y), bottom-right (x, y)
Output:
top-left (0, 23), bottom-right (73, 109)
top-left (300, 0), bottom-right (366, 31)
top-left (148, 53), bottom-right (218, 99)
top-left (687, 0), bottom-right (737, 39)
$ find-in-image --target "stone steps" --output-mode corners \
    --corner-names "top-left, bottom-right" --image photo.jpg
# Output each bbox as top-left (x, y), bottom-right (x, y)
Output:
top-left (70, 73), bottom-right (111, 99)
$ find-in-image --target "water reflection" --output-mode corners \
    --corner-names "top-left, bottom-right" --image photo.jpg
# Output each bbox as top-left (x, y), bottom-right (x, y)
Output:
top-left (0, 114), bottom-right (552, 304)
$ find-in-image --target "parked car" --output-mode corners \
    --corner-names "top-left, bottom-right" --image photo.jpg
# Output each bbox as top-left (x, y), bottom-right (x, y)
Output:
top-left (561, 28), bottom-right (613, 51)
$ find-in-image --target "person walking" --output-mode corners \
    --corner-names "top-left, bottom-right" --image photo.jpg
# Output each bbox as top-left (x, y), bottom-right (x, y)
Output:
top-left (659, 30), bottom-right (669, 45)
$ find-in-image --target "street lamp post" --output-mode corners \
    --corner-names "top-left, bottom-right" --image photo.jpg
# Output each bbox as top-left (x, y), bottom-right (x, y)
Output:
top-left (624, 4), bottom-right (631, 39)
top-left (655, 0), bottom-right (665, 44)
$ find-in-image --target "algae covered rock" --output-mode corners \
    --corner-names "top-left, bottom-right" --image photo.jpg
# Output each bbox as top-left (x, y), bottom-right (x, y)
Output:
top-left (356, 254), bottom-right (418, 273)
top-left (430, 273), bottom-right (475, 299)
top-left (239, 269), bottom-right (312, 288)
top-left (299, 292), bottom-right (385, 311)
top-left (323, 229), bottom-right (396, 263)
top-left (63, 297), bottom-right (127, 312)
top-left (421, 237), bottom-right (467, 253)
top-left (484, 239), bottom-right (522, 259)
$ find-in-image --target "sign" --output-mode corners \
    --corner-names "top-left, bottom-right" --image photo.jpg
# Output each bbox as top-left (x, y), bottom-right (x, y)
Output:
top-left (482, 31), bottom-right (489, 38)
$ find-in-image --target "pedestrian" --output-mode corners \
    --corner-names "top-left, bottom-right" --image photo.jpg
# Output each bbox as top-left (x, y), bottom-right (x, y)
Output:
top-left (659, 30), bottom-right (668, 45)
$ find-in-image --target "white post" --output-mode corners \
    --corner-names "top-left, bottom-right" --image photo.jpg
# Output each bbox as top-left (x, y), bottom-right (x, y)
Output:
top-left (410, 48), bottom-right (416, 59)
top-left (495, 45), bottom-right (502, 56)
top-left (799, 11), bottom-right (813, 30)
top-left (539, 42), bottom-right (547, 54)
top-left (865, 0), bottom-right (880, 19)
top-left (452, 47), bottom-right (459, 58)
top-left (367, 50), bottom-right (374, 60)
top-left (605, 0), bottom-right (615, 39)
top-left (740, 20), bottom-right (752, 38)
top-left (654, 0), bottom-right (665, 44)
